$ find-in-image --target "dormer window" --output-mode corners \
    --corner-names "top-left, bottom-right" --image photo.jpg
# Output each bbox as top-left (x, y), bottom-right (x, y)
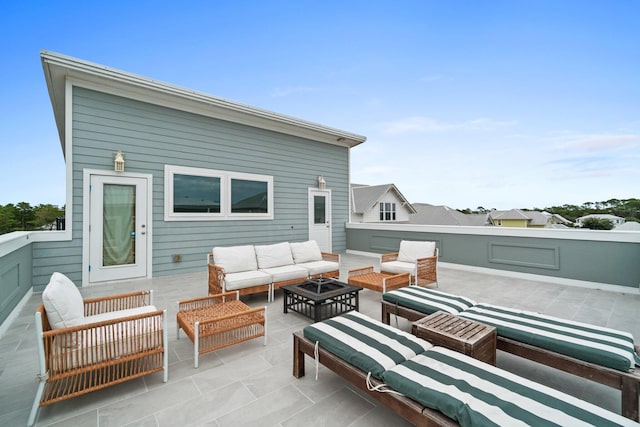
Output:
top-left (380, 202), bottom-right (397, 221)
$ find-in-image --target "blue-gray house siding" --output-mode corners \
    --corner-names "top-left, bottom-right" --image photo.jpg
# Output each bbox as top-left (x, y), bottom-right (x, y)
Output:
top-left (32, 84), bottom-right (353, 291)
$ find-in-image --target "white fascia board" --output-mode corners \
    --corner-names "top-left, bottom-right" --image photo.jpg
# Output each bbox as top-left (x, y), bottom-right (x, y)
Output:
top-left (40, 50), bottom-right (366, 152)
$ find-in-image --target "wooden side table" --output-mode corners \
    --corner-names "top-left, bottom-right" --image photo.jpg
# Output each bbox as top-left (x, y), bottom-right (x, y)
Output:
top-left (412, 311), bottom-right (496, 365)
top-left (347, 265), bottom-right (410, 293)
top-left (177, 291), bottom-right (266, 368)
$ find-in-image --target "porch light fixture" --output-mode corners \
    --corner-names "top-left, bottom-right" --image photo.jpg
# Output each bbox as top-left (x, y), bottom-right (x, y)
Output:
top-left (317, 176), bottom-right (326, 189)
top-left (114, 151), bottom-right (125, 172)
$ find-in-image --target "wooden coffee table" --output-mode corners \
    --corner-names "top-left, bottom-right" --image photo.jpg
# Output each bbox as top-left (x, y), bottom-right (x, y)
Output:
top-left (412, 311), bottom-right (496, 365)
top-left (347, 266), bottom-right (410, 293)
top-left (177, 291), bottom-right (266, 368)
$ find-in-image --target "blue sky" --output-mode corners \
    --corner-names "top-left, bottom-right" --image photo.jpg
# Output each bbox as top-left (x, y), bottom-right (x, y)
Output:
top-left (1, 1), bottom-right (638, 210)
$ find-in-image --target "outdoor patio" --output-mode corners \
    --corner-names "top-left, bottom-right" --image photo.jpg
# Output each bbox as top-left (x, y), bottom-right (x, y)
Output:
top-left (1, 253), bottom-right (639, 426)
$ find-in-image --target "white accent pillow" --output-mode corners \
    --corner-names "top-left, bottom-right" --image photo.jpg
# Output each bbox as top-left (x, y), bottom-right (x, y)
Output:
top-left (290, 240), bottom-right (322, 264)
top-left (213, 245), bottom-right (257, 273)
top-left (42, 272), bottom-right (84, 330)
top-left (255, 242), bottom-right (294, 269)
top-left (397, 241), bottom-right (436, 263)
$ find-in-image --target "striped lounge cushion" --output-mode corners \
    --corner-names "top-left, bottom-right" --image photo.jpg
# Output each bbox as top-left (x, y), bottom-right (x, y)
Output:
top-left (459, 303), bottom-right (640, 372)
top-left (303, 311), bottom-right (433, 379)
top-left (383, 287), bottom-right (477, 315)
top-left (383, 347), bottom-right (638, 427)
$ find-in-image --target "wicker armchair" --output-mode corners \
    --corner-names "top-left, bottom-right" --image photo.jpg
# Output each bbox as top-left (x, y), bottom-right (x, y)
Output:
top-left (29, 282), bottom-right (168, 426)
top-left (380, 240), bottom-right (438, 287)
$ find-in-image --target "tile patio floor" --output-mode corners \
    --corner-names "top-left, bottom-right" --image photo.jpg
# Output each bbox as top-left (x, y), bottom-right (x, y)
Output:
top-left (1, 253), bottom-right (639, 426)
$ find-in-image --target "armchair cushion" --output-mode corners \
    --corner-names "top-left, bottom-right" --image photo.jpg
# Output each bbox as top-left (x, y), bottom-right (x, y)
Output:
top-left (380, 260), bottom-right (415, 275)
top-left (223, 270), bottom-right (272, 291)
top-left (255, 242), bottom-right (294, 269)
top-left (397, 241), bottom-right (436, 263)
top-left (290, 240), bottom-right (322, 263)
top-left (42, 272), bottom-right (84, 329)
top-left (212, 245), bottom-right (257, 273)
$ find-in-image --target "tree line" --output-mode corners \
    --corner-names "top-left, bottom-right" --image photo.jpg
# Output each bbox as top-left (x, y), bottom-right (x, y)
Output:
top-left (0, 203), bottom-right (65, 234)
top-left (461, 198), bottom-right (640, 228)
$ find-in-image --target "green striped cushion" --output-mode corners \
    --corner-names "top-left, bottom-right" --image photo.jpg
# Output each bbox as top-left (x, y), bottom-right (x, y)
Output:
top-left (383, 347), bottom-right (638, 427)
top-left (459, 303), bottom-right (640, 372)
top-left (383, 287), bottom-right (477, 315)
top-left (302, 311), bottom-right (433, 379)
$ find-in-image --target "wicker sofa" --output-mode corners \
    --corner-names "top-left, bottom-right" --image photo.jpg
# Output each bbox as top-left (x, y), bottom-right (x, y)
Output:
top-left (207, 240), bottom-right (340, 301)
top-left (294, 311), bottom-right (640, 426)
top-left (380, 240), bottom-right (438, 286)
top-left (29, 273), bottom-right (168, 426)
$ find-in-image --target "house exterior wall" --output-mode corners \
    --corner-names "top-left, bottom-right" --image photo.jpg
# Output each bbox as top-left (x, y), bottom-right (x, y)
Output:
top-left (362, 192), bottom-right (412, 223)
top-left (498, 219), bottom-right (528, 228)
top-left (32, 86), bottom-right (350, 290)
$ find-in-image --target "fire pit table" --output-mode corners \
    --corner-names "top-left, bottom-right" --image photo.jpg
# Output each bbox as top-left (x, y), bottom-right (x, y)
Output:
top-left (282, 278), bottom-right (362, 322)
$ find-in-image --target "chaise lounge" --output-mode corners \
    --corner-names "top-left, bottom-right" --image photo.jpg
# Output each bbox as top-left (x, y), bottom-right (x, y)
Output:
top-left (294, 311), bottom-right (639, 426)
top-left (381, 286), bottom-right (640, 420)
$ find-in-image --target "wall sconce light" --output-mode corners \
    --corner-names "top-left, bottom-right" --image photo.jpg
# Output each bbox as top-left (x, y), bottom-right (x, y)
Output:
top-left (317, 176), bottom-right (326, 189)
top-left (114, 151), bottom-right (125, 172)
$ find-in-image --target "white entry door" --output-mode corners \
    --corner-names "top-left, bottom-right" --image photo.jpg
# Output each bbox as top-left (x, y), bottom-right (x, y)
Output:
top-left (308, 189), bottom-right (332, 252)
top-left (89, 174), bottom-right (149, 283)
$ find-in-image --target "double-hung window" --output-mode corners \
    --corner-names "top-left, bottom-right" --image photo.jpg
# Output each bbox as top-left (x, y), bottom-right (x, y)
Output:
top-left (379, 202), bottom-right (396, 221)
top-left (165, 165), bottom-right (273, 220)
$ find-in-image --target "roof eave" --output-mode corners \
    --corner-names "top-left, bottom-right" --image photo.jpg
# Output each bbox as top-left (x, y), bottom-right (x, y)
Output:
top-left (41, 50), bottom-right (367, 154)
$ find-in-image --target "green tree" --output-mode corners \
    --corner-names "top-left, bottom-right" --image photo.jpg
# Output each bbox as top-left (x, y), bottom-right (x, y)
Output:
top-left (0, 204), bottom-right (19, 234)
top-left (16, 202), bottom-right (35, 230)
top-left (581, 217), bottom-right (614, 230)
top-left (34, 204), bottom-right (64, 230)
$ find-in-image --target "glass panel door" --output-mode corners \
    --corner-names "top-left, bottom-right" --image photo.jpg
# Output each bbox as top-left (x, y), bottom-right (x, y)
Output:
top-left (103, 184), bottom-right (135, 266)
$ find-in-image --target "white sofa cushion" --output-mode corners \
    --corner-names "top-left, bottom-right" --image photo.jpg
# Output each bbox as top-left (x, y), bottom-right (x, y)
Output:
top-left (224, 270), bottom-right (272, 291)
top-left (260, 265), bottom-right (309, 283)
top-left (296, 260), bottom-right (339, 276)
top-left (42, 272), bottom-right (85, 329)
top-left (290, 240), bottom-right (322, 264)
top-left (213, 245), bottom-right (257, 273)
top-left (255, 242), bottom-right (294, 269)
top-left (397, 241), bottom-right (436, 263)
top-left (380, 260), bottom-right (416, 276)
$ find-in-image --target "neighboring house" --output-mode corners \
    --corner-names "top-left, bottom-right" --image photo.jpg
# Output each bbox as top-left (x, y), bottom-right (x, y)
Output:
top-left (575, 214), bottom-right (625, 228)
top-left (489, 209), bottom-right (572, 228)
top-left (350, 184), bottom-right (416, 223)
top-left (409, 204), bottom-right (490, 226)
top-left (35, 51), bottom-right (365, 290)
top-left (615, 221), bottom-right (640, 231)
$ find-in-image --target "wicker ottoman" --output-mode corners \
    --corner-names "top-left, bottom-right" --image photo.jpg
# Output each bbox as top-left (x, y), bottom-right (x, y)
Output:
top-left (177, 292), bottom-right (266, 368)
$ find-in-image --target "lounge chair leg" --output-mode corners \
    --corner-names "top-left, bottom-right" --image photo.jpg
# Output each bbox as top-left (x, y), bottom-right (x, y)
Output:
top-left (293, 334), bottom-right (305, 378)
top-left (263, 306), bottom-right (268, 346)
top-left (621, 376), bottom-right (639, 421)
top-left (28, 381), bottom-right (44, 426)
top-left (163, 311), bottom-right (169, 382)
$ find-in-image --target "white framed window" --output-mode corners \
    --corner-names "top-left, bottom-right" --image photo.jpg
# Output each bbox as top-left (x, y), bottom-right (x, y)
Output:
top-left (165, 165), bottom-right (273, 221)
top-left (379, 202), bottom-right (397, 221)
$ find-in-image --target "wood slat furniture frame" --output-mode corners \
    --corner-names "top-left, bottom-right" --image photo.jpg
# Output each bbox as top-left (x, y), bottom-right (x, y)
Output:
top-left (381, 248), bottom-right (438, 286)
top-left (382, 300), bottom-right (640, 421)
top-left (292, 331), bottom-right (458, 427)
top-left (177, 291), bottom-right (266, 368)
top-left (347, 266), bottom-right (410, 293)
top-left (29, 290), bottom-right (168, 426)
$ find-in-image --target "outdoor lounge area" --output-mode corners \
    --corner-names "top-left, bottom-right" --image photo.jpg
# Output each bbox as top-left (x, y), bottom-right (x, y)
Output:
top-left (1, 253), bottom-right (640, 426)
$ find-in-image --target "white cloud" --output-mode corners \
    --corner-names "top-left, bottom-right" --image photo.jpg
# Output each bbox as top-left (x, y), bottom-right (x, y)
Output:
top-left (555, 134), bottom-right (640, 151)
